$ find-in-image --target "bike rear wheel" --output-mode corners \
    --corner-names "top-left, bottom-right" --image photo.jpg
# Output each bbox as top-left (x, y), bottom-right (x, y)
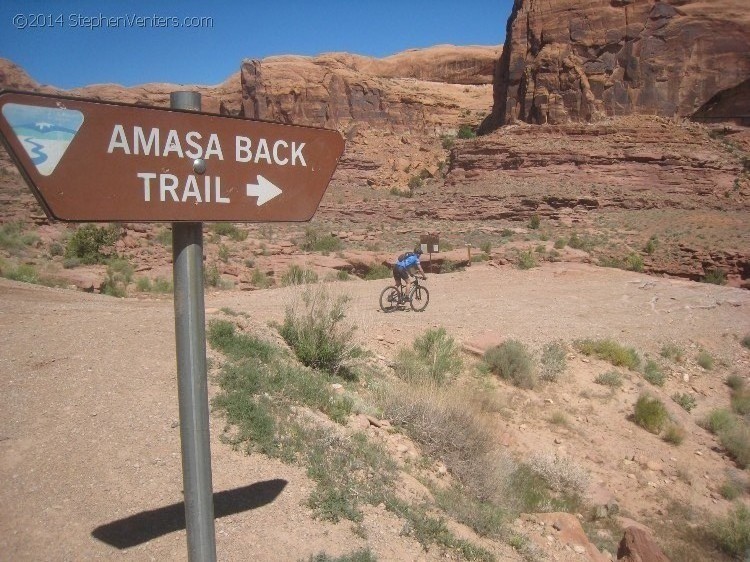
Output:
top-left (409, 284), bottom-right (429, 312)
top-left (379, 286), bottom-right (401, 313)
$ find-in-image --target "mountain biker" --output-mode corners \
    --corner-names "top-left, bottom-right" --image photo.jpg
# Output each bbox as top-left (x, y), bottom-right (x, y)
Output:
top-left (392, 247), bottom-right (427, 301)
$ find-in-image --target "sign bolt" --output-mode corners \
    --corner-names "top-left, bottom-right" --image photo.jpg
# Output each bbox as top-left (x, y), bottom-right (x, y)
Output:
top-left (193, 158), bottom-right (206, 175)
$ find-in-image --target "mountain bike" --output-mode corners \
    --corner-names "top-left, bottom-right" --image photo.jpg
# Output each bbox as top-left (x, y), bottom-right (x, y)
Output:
top-left (379, 276), bottom-right (429, 313)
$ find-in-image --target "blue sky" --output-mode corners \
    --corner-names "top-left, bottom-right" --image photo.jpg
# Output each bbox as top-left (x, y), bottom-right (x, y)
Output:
top-left (0, 1), bottom-right (513, 89)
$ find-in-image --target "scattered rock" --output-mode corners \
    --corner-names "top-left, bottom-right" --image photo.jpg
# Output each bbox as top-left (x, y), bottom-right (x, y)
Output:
top-left (617, 527), bottom-right (671, 562)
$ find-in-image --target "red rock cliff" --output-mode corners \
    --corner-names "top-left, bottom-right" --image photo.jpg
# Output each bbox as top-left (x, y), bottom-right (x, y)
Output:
top-left (481, 0), bottom-right (750, 128)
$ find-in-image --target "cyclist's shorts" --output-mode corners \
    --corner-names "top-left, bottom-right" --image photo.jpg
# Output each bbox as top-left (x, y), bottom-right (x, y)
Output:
top-left (393, 264), bottom-right (409, 284)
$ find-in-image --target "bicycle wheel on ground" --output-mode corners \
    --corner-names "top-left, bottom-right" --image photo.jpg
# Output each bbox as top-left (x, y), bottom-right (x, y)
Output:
top-left (379, 286), bottom-right (401, 313)
top-left (409, 285), bottom-right (430, 312)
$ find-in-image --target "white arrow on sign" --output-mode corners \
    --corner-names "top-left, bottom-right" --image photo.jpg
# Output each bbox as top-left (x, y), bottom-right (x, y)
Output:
top-left (246, 175), bottom-right (283, 206)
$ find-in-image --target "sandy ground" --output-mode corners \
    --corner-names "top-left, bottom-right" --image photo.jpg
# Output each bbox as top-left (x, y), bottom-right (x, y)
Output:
top-left (1, 262), bottom-right (749, 561)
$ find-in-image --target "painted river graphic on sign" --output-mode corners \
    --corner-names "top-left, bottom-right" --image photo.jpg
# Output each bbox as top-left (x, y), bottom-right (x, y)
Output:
top-left (1, 103), bottom-right (84, 176)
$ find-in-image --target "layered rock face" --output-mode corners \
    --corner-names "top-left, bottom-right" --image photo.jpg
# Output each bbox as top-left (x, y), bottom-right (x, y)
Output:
top-left (482, 0), bottom-right (750, 128)
top-left (240, 45), bottom-right (499, 132)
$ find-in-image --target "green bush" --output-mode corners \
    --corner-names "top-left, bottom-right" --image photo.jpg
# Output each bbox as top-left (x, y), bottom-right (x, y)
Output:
top-left (278, 286), bottom-right (364, 378)
top-left (441, 135), bottom-right (455, 150)
top-left (644, 236), bottom-right (658, 255)
top-left (671, 393), bottom-right (697, 412)
top-left (634, 394), bottom-right (668, 434)
top-left (5, 263), bottom-right (39, 284)
top-left (574, 339), bottom-right (641, 370)
top-left (484, 340), bottom-right (536, 389)
top-left (626, 253), bottom-right (644, 272)
top-left (643, 360), bottom-right (666, 386)
top-left (457, 124), bottom-right (476, 139)
top-left (301, 228), bottom-right (343, 253)
top-left (528, 215), bottom-right (541, 230)
top-left (65, 224), bottom-right (119, 264)
top-left (540, 341), bottom-right (567, 382)
top-left (594, 371), bottom-right (623, 388)
top-left (517, 250), bottom-right (537, 270)
top-left (727, 374), bottom-right (746, 391)
top-left (281, 264), bottom-right (318, 286)
top-left (703, 408), bottom-right (737, 435)
top-left (660, 343), bottom-right (684, 363)
top-left (364, 263), bottom-right (391, 280)
top-left (211, 223), bottom-right (247, 241)
top-left (697, 351), bottom-right (714, 370)
top-left (395, 327), bottom-right (463, 386)
top-left (305, 549), bottom-right (377, 562)
top-left (710, 503), bottom-right (750, 557)
top-left (251, 268), bottom-right (272, 289)
top-left (662, 424), bottom-right (685, 446)
top-left (101, 258), bottom-right (134, 297)
top-left (742, 334), bottom-right (750, 350)
top-left (731, 389), bottom-right (750, 416)
top-left (208, 319), bottom-right (277, 363)
top-left (701, 268), bottom-right (726, 285)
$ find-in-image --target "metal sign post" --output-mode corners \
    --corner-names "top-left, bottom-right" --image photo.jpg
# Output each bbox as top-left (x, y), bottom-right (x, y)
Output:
top-left (170, 92), bottom-right (216, 562)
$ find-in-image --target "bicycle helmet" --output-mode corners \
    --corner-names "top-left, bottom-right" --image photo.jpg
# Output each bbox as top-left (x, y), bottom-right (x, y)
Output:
top-left (414, 247), bottom-right (423, 255)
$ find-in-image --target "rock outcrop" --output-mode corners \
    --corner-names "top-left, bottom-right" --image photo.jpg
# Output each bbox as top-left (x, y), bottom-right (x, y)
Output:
top-left (240, 45), bottom-right (499, 132)
top-left (481, 0), bottom-right (750, 128)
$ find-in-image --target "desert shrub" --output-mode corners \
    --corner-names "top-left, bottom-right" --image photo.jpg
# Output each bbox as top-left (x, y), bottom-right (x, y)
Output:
top-left (211, 223), bottom-right (247, 241)
top-left (731, 388), bottom-right (750, 416)
top-left (742, 334), bottom-right (750, 350)
top-left (720, 424), bottom-right (750, 469)
top-left (278, 286), bottom-right (364, 378)
top-left (527, 452), bottom-right (589, 495)
top-left (662, 424), bottom-right (685, 446)
top-left (155, 228), bottom-right (172, 246)
top-left (703, 408), bottom-right (737, 435)
top-left (625, 253), bottom-right (644, 272)
top-left (528, 214), bottom-right (541, 230)
top-left (727, 374), bottom-right (746, 391)
top-left (644, 236), bottom-right (658, 255)
top-left (660, 343), bottom-right (684, 363)
top-left (595, 371), bottom-right (623, 388)
top-left (251, 268), bottom-right (272, 288)
top-left (281, 264), bottom-right (318, 286)
top-left (5, 263), bottom-right (39, 284)
top-left (484, 340), bottom-right (536, 389)
top-left (395, 327), bottom-right (462, 386)
top-left (364, 263), bottom-right (391, 280)
top-left (719, 479), bottom-right (743, 501)
top-left (479, 241), bottom-right (492, 254)
top-left (517, 250), bottom-right (537, 270)
top-left (204, 264), bottom-right (221, 287)
top-left (457, 124), bottom-right (476, 139)
top-left (634, 394), bottom-right (668, 434)
top-left (574, 339), bottom-right (641, 370)
top-left (697, 350), bottom-right (714, 370)
top-left (301, 228), bottom-right (343, 253)
top-left (208, 319), bottom-right (277, 363)
top-left (379, 384), bottom-right (510, 504)
top-left (554, 238), bottom-right (566, 250)
top-left (65, 224), bottom-right (119, 264)
top-left (441, 135), bottom-right (455, 150)
top-left (408, 175), bottom-right (424, 190)
top-left (709, 503), bottom-right (750, 558)
top-left (218, 244), bottom-right (230, 263)
top-left (540, 340), bottom-right (567, 382)
top-left (101, 258), bottom-right (134, 297)
top-left (701, 268), bottom-right (726, 285)
top-left (672, 393), bottom-right (697, 412)
top-left (306, 549), bottom-right (377, 562)
top-left (48, 241), bottom-right (64, 257)
top-left (643, 360), bottom-right (666, 386)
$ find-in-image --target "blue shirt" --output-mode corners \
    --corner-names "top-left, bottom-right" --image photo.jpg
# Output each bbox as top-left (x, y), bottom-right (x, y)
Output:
top-left (397, 254), bottom-right (420, 270)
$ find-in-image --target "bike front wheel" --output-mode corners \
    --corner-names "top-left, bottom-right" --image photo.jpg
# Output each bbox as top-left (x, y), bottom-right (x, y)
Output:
top-left (409, 285), bottom-right (430, 312)
top-left (379, 286), bottom-right (401, 313)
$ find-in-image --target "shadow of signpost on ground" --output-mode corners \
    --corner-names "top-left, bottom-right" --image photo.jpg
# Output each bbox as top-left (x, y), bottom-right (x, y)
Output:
top-left (92, 479), bottom-right (288, 549)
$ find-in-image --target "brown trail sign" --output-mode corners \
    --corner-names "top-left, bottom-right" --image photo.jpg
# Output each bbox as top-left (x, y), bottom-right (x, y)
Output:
top-left (0, 90), bottom-right (345, 222)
